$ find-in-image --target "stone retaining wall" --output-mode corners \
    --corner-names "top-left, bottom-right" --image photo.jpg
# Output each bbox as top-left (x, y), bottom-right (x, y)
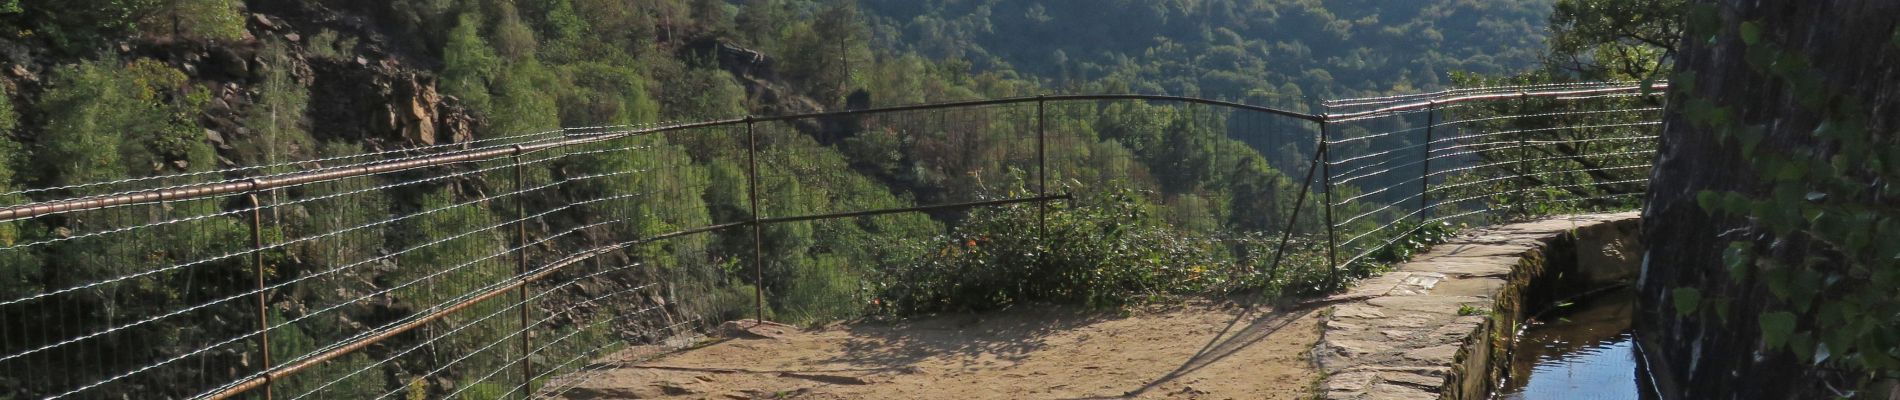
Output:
top-left (1313, 212), bottom-right (1642, 400)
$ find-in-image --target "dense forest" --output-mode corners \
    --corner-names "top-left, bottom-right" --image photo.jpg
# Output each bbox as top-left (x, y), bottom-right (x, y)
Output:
top-left (15, 1), bottom-right (1886, 399)
top-left (0, 0), bottom-right (1608, 398)
top-left (861, 0), bottom-right (1558, 106)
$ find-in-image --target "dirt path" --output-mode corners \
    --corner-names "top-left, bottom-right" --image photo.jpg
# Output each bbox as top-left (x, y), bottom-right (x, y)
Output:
top-left (549, 302), bottom-right (1322, 399)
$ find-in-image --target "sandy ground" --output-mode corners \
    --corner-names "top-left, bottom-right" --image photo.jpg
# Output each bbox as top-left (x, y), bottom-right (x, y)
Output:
top-left (548, 302), bottom-right (1323, 399)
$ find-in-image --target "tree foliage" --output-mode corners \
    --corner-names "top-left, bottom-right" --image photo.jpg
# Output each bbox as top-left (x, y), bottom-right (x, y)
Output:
top-left (861, 0), bottom-right (1559, 104)
top-left (0, 0), bottom-right (1627, 396)
top-left (36, 59), bottom-right (211, 186)
top-left (1677, 7), bottom-right (1900, 385)
top-left (1, 0), bottom-right (243, 54)
top-left (1546, 0), bottom-right (1684, 80)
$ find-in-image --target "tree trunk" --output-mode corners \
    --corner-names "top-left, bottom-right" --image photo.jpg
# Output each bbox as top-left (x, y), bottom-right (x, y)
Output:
top-left (1639, 1), bottom-right (1899, 398)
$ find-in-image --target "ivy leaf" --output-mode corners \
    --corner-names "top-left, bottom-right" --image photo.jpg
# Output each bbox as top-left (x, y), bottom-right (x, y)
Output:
top-left (1736, 125), bottom-right (1766, 155)
top-left (1724, 242), bottom-right (1754, 279)
top-left (1672, 71), bottom-right (1699, 93)
top-left (1881, 219), bottom-right (1900, 261)
top-left (1792, 269), bottom-right (1822, 313)
top-left (1814, 341), bottom-right (1831, 365)
top-left (1762, 158), bottom-right (1807, 183)
top-left (1722, 192), bottom-right (1752, 215)
top-left (1791, 333), bottom-right (1815, 361)
top-left (1688, 5), bottom-right (1723, 37)
top-left (1844, 211), bottom-right (1878, 254)
top-left (1861, 343), bottom-right (1900, 370)
top-left (1764, 267), bottom-right (1793, 300)
top-left (1760, 311), bottom-right (1797, 350)
top-left (1769, 50), bottom-right (1811, 80)
top-left (1740, 21), bottom-right (1764, 45)
top-left (1814, 119), bottom-right (1840, 139)
top-left (1744, 44), bottom-right (1778, 73)
top-left (1673, 287), bottom-right (1702, 316)
top-left (1683, 99), bottom-right (1736, 132)
top-left (1697, 191), bottom-right (1722, 214)
top-left (1791, 72), bottom-right (1828, 110)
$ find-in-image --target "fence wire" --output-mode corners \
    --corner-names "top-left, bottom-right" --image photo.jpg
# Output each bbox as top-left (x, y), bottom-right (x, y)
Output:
top-left (1319, 82), bottom-right (1665, 273)
top-left (0, 85), bottom-right (1659, 398)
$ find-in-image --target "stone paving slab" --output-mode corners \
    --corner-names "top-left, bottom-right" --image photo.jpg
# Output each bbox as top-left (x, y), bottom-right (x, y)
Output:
top-left (1313, 212), bottom-right (1639, 400)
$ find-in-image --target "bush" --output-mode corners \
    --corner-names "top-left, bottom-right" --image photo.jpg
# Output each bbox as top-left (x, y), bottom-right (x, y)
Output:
top-left (11, 0), bottom-right (243, 54)
top-left (1344, 220), bottom-right (1458, 279)
top-left (37, 59), bottom-right (210, 185)
top-left (876, 187), bottom-right (1234, 314)
top-left (149, 0), bottom-right (246, 41)
top-left (1230, 235), bottom-right (1334, 298)
top-left (777, 254), bottom-right (864, 325)
top-left (307, 30), bottom-right (359, 61)
top-left (0, 85), bottom-right (31, 300)
top-left (873, 186), bottom-right (1460, 316)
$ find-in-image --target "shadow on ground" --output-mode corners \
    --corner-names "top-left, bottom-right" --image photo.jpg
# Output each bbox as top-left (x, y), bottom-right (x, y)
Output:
top-left (1081, 303), bottom-right (1318, 399)
top-left (823, 306), bottom-right (1115, 368)
top-left (554, 300), bottom-right (1322, 399)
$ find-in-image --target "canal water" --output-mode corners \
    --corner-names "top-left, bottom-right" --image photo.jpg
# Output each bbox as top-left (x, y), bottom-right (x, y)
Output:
top-left (1494, 288), bottom-right (1658, 400)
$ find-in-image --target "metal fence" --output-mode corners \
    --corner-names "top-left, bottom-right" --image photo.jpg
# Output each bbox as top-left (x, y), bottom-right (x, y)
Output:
top-left (1317, 82), bottom-right (1666, 275)
top-left (0, 84), bottom-right (1663, 400)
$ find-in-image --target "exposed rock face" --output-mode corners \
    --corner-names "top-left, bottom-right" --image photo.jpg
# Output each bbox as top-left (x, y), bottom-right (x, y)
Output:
top-left (306, 57), bottom-right (477, 148)
top-left (397, 76), bottom-right (437, 145)
top-left (1638, 1), bottom-right (1899, 398)
top-left (231, 2), bottom-right (480, 152)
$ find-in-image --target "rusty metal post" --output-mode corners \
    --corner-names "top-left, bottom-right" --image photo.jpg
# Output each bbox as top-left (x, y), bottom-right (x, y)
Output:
top-left (1318, 120), bottom-right (1341, 290)
top-left (512, 152), bottom-right (533, 399)
top-left (1420, 101), bottom-right (1436, 223)
top-left (1265, 137), bottom-right (1329, 291)
top-left (1036, 96), bottom-right (1048, 245)
top-left (1514, 91), bottom-right (1532, 214)
top-left (746, 119), bottom-right (765, 324)
top-left (246, 190), bottom-right (273, 400)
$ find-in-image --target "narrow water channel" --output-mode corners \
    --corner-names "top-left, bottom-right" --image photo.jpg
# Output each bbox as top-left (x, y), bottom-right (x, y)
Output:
top-left (1495, 288), bottom-right (1658, 400)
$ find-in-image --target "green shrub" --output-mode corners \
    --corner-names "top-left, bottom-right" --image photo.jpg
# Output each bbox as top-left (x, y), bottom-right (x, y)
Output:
top-left (0, 85), bottom-right (31, 300)
top-left (1231, 235), bottom-right (1334, 298)
top-left (307, 30), bottom-right (359, 61)
top-left (37, 59), bottom-right (211, 185)
top-left (876, 187), bottom-right (1234, 314)
top-left (777, 254), bottom-right (863, 325)
top-left (1345, 220), bottom-right (1458, 278)
top-left (243, 40), bottom-right (317, 172)
top-left (12, 0), bottom-right (241, 54)
top-left (148, 0), bottom-right (245, 41)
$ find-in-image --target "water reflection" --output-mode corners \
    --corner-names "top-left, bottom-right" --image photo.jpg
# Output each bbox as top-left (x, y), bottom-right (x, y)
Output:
top-left (1495, 289), bottom-right (1658, 400)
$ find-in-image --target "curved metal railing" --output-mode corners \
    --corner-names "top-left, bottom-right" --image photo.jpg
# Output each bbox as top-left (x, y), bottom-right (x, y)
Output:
top-left (0, 85), bottom-right (1664, 399)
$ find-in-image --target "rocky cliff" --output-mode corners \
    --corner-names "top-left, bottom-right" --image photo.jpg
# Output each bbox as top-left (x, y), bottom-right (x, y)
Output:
top-left (0, 1), bottom-right (481, 172)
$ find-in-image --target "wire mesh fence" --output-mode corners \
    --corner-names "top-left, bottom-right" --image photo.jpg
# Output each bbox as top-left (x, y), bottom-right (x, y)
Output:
top-left (0, 85), bottom-right (1660, 399)
top-left (1318, 82), bottom-right (1665, 274)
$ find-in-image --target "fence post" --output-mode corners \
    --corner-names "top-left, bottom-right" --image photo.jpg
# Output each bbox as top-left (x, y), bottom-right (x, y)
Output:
top-left (511, 150), bottom-right (533, 399)
top-left (1515, 91), bottom-right (1532, 214)
top-left (1318, 120), bottom-right (1340, 290)
top-left (1420, 101), bottom-right (1436, 223)
top-left (246, 186), bottom-right (272, 400)
top-left (1036, 96), bottom-right (1048, 245)
top-left (746, 118), bottom-right (765, 324)
top-left (1265, 132), bottom-right (1329, 292)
